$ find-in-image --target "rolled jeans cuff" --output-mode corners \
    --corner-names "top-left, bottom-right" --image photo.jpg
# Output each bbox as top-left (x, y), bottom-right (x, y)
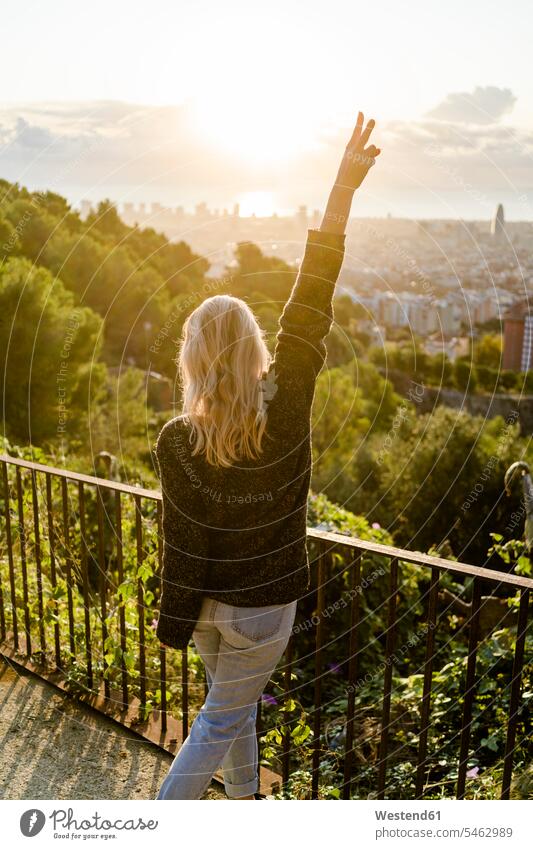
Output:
top-left (224, 774), bottom-right (258, 799)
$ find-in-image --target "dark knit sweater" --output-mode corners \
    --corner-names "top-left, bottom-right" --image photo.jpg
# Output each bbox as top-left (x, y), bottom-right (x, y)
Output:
top-left (154, 228), bottom-right (346, 649)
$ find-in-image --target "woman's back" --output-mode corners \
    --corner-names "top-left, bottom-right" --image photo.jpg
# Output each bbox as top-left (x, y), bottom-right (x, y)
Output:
top-left (155, 228), bottom-right (347, 647)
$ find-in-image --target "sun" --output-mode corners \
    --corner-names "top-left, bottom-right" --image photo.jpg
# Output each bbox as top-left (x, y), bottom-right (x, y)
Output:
top-left (193, 97), bottom-right (314, 162)
top-left (237, 191), bottom-right (276, 217)
top-left (189, 50), bottom-right (323, 166)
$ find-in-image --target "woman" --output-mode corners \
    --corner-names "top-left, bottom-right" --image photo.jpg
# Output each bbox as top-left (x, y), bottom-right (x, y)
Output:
top-left (154, 113), bottom-right (380, 800)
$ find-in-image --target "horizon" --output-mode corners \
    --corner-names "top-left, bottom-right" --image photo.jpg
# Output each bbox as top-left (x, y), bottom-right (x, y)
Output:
top-left (2, 95), bottom-right (532, 222)
top-left (74, 194), bottom-right (533, 225)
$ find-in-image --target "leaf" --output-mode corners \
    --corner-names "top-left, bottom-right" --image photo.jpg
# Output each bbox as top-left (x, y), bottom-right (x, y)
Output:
top-left (137, 561), bottom-right (154, 583)
top-left (123, 651), bottom-right (135, 671)
top-left (516, 556), bottom-right (532, 576)
top-left (481, 735), bottom-right (499, 752)
top-left (117, 580), bottom-right (136, 601)
top-left (291, 724), bottom-right (311, 745)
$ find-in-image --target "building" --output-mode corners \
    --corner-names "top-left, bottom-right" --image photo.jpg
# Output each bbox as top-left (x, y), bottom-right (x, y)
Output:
top-left (296, 205), bottom-right (308, 229)
top-left (423, 334), bottom-right (469, 362)
top-left (377, 292), bottom-right (407, 327)
top-left (502, 301), bottom-right (533, 370)
top-left (79, 199), bottom-right (93, 219)
top-left (194, 202), bottom-right (208, 219)
top-left (491, 203), bottom-right (506, 241)
top-left (122, 202), bottom-right (135, 219)
top-left (408, 297), bottom-right (438, 335)
top-left (435, 298), bottom-right (459, 336)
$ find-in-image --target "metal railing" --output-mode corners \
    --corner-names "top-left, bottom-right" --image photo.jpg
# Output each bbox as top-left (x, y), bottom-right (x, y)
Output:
top-left (0, 453), bottom-right (531, 799)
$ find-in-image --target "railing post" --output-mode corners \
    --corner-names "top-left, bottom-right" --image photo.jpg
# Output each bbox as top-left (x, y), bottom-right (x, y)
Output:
top-left (256, 694), bottom-right (262, 790)
top-left (456, 578), bottom-right (482, 798)
top-left (31, 469), bottom-right (46, 656)
top-left (61, 478), bottom-right (76, 658)
top-left (281, 635), bottom-right (294, 791)
top-left (78, 481), bottom-right (93, 688)
top-left (135, 495), bottom-right (146, 713)
top-left (45, 473), bottom-right (61, 669)
top-left (156, 500), bottom-right (166, 730)
top-left (0, 463), bottom-right (5, 641)
top-left (311, 544), bottom-right (327, 799)
top-left (15, 466), bottom-right (31, 655)
top-left (377, 557), bottom-right (399, 799)
top-left (415, 566), bottom-right (439, 797)
top-left (342, 549), bottom-right (362, 799)
top-left (181, 648), bottom-right (189, 739)
top-left (501, 587), bottom-right (530, 799)
top-left (2, 462), bottom-right (18, 649)
top-left (96, 487), bottom-right (110, 700)
top-left (115, 491), bottom-right (128, 709)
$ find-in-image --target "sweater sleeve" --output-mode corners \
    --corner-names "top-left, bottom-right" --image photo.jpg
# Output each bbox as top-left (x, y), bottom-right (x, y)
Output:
top-left (154, 423), bottom-right (209, 650)
top-left (273, 228), bottom-right (346, 379)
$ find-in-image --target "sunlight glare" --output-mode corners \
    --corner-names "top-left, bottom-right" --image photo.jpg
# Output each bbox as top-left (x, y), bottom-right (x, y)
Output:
top-left (191, 51), bottom-right (320, 163)
top-left (237, 191), bottom-right (277, 217)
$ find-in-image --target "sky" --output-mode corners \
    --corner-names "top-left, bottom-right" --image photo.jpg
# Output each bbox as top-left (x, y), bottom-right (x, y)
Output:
top-left (1, 0), bottom-right (533, 219)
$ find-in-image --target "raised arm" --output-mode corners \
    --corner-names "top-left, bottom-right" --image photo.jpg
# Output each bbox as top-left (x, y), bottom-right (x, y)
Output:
top-left (273, 113), bottom-right (380, 378)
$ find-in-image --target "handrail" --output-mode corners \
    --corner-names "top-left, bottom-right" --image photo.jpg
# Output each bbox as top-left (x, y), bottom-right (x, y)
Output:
top-left (2, 452), bottom-right (532, 590)
top-left (307, 527), bottom-right (533, 590)
top-left (0, 454), bottom-right (159, 500)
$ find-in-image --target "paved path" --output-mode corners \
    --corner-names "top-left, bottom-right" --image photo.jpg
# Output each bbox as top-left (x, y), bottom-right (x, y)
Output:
top-left (0, 659), bottom-right (224, 800)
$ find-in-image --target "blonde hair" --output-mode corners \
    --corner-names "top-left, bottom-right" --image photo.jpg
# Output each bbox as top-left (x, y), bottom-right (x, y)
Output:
top-left (178, 295), bottom-right (271, 467)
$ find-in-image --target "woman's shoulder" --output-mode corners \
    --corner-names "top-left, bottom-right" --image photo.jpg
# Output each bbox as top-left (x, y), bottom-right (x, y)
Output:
top-left (156, 415), bottom-right (190, 454)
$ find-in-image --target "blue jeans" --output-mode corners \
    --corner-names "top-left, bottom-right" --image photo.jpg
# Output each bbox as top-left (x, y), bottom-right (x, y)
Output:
top-left (156, 596), bottom-right (297, 800)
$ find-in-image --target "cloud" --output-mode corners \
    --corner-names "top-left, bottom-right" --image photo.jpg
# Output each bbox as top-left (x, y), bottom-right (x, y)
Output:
top-left (0, 96), bottom-right (532, 220)
top-left (426, 86), bottom-right (516, 125)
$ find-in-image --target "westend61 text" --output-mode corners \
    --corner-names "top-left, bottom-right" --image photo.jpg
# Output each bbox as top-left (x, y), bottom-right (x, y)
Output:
top-left (375, 810), bottom-right (441, 820)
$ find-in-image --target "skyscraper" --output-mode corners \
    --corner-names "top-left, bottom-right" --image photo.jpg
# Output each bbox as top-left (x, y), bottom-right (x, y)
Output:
top-left (491, 203), bottom-right (505, 241)
top-left (503, 301), bottom-right (532, 370)
top-left (79, 199), bottom-right (93, 219)
top-left (296, 205), bottom-right (308, 229)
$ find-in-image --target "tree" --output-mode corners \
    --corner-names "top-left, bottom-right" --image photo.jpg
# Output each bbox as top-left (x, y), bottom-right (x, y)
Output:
top-left (498, 370), bottom-right (519, 393)
top-left (425, 352), bottom-right (454, 387)
top-left (333, 294), bottom-right (366, 327)
top-left (230, 242), bottom-right (294, 305)
top-left (476, 365), bottom-right (499, 393)
top-left (311, 362), bottom-right (403, 508)
top-left (474, 333), bottom-right (502, 369)
top-left (5, 201), bottom-right (57, 263)
top-left (0, 215), bottom-right (17, 261)
top-left (454, 358), bottom-right (477, 392)
top-left (0, 258), bottom-right (103, 444)
top-left (374, 406), bottom-right (524, 563)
